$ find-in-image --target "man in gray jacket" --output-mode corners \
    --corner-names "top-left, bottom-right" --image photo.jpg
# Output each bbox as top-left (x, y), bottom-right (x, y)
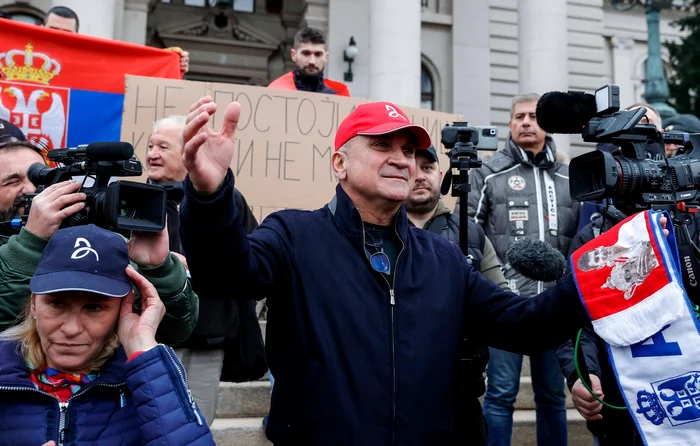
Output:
top-left (467, 93), bottom-right (580, 446)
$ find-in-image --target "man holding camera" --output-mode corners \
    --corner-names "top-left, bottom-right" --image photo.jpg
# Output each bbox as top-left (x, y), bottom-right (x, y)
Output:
top-left (556, 109), bottom-right (700, 446)
top-left (468, 93), bottom-right (580, 446)
top-left (177, 96), bottom-right (596, 445)
top-left (404, 145), bottom-right (510, 445)
top-left (0, 125), bottom-right (198, 346)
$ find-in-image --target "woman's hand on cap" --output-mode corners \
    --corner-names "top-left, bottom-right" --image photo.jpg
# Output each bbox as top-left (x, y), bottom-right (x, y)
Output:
top-left (118, 266), bottom-right (166, 357)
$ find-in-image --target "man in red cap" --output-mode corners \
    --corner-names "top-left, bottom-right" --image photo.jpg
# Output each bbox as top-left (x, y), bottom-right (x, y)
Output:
top-left (178, 97), bottom-right (590, 445)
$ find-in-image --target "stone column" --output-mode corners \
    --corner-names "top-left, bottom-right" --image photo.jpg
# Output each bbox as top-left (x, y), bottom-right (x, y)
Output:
top-left (518, 0), bottom-right (569, 154)
top-left (52, 0), bottom-right (118, 39)
top-left (368, 0), bottom-right (421, 107)
top-left (611, 36), bottom-right (635, 106)
top-left (121, 0), bottom-right (149, 44)
top-left (452, 0), bottom-right (490, 122)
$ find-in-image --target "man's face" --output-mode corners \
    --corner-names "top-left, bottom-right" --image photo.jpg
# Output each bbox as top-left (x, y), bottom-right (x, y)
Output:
top-left (509, 101), bottom-right (546, 150)
top-left (146, 123), bottom-right (187, 183)
top-left (0, 148), bottom-right (44, 221)
top-left (405, 153), bottom-right (441, 214)
top-left (334, 130), bottom-right (418, 205)
top-left (291, 42), bottom-right (328, 77)
top-left (44, 13), bottom-right (77, 33)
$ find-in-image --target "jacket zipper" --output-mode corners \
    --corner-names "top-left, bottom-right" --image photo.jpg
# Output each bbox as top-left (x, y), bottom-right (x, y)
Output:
top-left (533, 166), bottom-right (545, 294)
top-left (0, 382), bottom-right (124, 445)
top-left (361, 221), bottom-right (405, 445)
top-left (163, 345), bottom-right (203, 425)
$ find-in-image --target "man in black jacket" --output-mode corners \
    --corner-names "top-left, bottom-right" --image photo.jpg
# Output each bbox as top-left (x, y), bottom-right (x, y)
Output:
top-left (176, 97), bottom-right (673, 445)
top-left (146, 115), bottom-right (262, 426)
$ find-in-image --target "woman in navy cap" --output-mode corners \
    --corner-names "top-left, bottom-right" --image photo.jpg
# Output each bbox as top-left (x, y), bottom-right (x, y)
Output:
top-left (0, 224), bottom-right (214, 445)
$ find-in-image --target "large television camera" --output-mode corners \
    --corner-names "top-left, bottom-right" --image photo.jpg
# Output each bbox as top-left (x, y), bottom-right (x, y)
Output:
top-left (538, 84), bottom-right (700, 211)
top-left (23, 142), bottom-right (166, 232)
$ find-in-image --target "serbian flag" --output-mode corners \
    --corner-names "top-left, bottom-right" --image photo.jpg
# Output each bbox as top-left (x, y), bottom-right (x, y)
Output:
top-left (0, 18), bottom-right (180, 152)
top-left (571, 210), bottom-right (686, 346)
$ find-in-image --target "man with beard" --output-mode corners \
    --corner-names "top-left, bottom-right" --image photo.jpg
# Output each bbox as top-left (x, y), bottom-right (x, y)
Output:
top-left (268, 27), bottom-right (350, 96)
top-left (405, 145), bottom-right (508, 445)
top-left (0, 125), bottom-right (198, 347)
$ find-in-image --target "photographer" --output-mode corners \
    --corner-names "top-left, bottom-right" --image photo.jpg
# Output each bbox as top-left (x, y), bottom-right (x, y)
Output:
top-left (0, 134), bottom-right (198, 346)
top-left (556, 112), bottom-right (700, 446)
top-left (405, 145), bottom-right (510, 445)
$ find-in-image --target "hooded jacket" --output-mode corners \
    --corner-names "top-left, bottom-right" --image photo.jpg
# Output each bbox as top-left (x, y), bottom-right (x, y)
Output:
top-left (268, 70), bottom-right (351, 97)
top-left (0, 341), bottom-right (214, 445)
top-left (468, 136), bottom-right (580, 296)
top-left (179, 170), bottom-right (588, 446)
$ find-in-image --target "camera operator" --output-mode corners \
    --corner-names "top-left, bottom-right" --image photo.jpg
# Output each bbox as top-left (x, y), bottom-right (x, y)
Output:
top-left (405, 145), bottom-right (510, 445)
top-left (663, 113), bottom-right (700, 158)
top-left (468, 93), bottom-right (580, 446)
top-left (146, 115), bottom-right (264, 427)
top-left (557, 110), bottom-right (700, 446)
top-left (0, 130), bottom-right (198, 346)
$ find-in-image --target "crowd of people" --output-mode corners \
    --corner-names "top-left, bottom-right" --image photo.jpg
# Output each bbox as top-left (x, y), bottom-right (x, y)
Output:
top-left (0, 6), bottom-right (698, 446)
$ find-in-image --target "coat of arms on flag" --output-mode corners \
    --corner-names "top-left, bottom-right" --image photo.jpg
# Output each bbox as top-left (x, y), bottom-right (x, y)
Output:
top-left (0, 43), bottom-right (69, 151)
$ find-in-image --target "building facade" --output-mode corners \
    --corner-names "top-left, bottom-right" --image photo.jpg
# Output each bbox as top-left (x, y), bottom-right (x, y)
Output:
top-left (0, 0), bottom-right (691, 157)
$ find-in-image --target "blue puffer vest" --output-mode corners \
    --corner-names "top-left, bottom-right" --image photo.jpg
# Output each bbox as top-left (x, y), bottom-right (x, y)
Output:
top-left (0, 341), bottom-right (214, 445)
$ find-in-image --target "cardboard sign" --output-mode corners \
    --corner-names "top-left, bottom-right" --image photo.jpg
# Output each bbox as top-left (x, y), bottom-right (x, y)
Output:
top-left (121, 75), bottom-right (462, 222)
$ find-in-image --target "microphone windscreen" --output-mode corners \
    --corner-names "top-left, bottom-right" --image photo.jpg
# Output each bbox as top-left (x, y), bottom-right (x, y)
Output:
top-left (536, 91), bottom-right (597, 134)
top-left (85, 142), bottom-right (134, 161)
top-left (506, 237), bottom-right (567, 283)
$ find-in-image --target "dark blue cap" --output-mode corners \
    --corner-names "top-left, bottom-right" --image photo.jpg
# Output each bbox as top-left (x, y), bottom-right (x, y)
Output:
top-left (30, 224), bottom-right (131, 298)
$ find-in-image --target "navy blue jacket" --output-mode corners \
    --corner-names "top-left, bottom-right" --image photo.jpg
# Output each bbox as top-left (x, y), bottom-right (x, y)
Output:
top-left (180, 171), bottom-right (588, 446)
top-left (0, 341), bottom-right (214, 445)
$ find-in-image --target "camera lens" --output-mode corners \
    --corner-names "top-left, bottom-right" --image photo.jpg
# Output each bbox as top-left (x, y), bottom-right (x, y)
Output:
top-left (119, 200), bottom-right (137, 219)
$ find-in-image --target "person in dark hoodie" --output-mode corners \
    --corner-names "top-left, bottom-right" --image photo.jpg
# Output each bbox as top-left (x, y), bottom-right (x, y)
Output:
top-left (146, 115), bottom-right (263, 426)
top-left (175, 96), bottom-right (607, 446)
top-left (268, 26), bottom-right (350, 97)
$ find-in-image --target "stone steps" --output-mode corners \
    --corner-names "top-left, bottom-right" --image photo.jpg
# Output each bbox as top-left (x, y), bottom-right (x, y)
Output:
top-left (210, 410), bottom-right (590, 446)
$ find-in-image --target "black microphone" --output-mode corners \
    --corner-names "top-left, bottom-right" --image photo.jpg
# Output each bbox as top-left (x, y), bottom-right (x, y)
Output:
top-left (506, 237), bottom-right (567, 282)
top-left (536, 91), bottom-right (597, 134)
top-left (48, 142), bottom-right (134, 162)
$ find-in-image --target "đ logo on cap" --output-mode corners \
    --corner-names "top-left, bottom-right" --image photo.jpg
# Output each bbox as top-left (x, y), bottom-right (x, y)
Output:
top-left (71, 237), bottom-right (99, 261)
top-left (386, 104), bottom-right (407, 122)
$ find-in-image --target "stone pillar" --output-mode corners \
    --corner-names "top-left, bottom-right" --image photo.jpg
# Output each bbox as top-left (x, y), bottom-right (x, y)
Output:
top-left (368, 0), bottom-right (421, 107)
top-left (452, 0), bottom-right (490, 122)
top-left (518, 0), bottom-right (569, 154)
top-left (52, 0), bottom-right (118, 39)
top-left (611, 36), bottom-right (635, 106)
top-left (121, 0), bottom-right (149, 44)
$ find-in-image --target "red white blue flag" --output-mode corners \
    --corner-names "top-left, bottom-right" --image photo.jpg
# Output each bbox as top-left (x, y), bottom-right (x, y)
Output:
top-left (0, 18), bottom-right (180, 152)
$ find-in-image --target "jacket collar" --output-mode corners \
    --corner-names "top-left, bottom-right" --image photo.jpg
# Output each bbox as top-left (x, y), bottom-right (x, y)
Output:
top-left (328, 184), bottom-right (410, 243)
top-left (0, 340), bottom-right (127, 389)
top-left (505, 134), bottom-right (557, 168)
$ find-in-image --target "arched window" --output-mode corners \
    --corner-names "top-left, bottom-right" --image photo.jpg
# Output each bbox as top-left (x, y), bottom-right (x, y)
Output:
top-left (421, 64), bottom-right (435, 110)
top-left (0, 3), bottom-right (44, 25)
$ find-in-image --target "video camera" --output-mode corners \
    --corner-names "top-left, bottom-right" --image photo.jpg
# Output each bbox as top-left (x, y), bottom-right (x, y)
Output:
top-left (439, 122), bottom-right (498, 198)
top-left (537, 84), bottom-right (700, 211)
top-left (23, 142), bottom-right (166, 232)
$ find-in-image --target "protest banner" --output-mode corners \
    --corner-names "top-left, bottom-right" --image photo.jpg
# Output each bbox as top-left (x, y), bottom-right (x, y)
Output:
top-left (121, 75), bottom-right (462, 221)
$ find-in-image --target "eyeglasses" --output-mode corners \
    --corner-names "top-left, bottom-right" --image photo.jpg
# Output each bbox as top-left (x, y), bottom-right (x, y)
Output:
top-left (365, 231), bottom-right (391, 274)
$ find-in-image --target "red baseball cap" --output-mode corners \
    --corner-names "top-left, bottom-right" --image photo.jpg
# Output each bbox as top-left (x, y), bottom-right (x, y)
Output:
top-left (334, 102), bottom-right (432, 151)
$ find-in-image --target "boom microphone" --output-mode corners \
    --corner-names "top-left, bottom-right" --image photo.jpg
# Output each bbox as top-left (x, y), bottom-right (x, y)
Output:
top-left (535, 91), bottom-right (597, 134)
top-left (506, 237), bottom-right (567, 283)
top-left (48, 142), bottom-right (134, 162)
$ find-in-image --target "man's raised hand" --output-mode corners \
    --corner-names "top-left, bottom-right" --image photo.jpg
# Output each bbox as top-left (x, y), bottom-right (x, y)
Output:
top-left (182, 96), bottom-right (241, 195)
